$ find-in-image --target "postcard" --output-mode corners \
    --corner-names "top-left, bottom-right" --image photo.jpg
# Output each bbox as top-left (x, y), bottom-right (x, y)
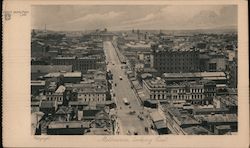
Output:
top-left (2, 0), bottom-right (249, 147)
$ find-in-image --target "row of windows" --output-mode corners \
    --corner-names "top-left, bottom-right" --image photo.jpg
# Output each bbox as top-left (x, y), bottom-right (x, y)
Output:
top-left (149, 88), bottom-right (216, 94)
top-left (78, 93), bottom-right (105, 97)
top-left (157, 66), bottom-right (199, 71)
top-left (191, 89), bottom-right (203, 93)
top-left (79, 98), bottom-right (105, 102)
top-left (149, 93), bottom-right (208, 100)
top-left (47, 96), bottom-right (63, 101)
top-left (150, 89), bottom-right (207, 94)
top-left (53, 61), bottom-right (97, 66)
top-left (150, 94), bottom-right (166, 99)
top-left (157, 60), bottom-right (199, 64)
top-left (155, 54), bottom-right (198, 58)
top-left (170, 94), bottom-right (204, 100)
top-left (205, 93), bottom-right (216, 97)
top-left (73, 66), bottom-right (97, 70)
top-left (155, 58), bottom-right (199, 61)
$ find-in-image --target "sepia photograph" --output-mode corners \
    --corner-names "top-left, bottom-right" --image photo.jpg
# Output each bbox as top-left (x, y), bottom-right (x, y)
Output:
top-left (2, 0), bottom-right (249, 147)
top-left (31, 5), bottom-right (238, 135)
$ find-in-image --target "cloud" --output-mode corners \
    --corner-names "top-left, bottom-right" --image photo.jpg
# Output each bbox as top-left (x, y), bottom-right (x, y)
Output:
top-left (188, 10), bottom-right (219, 27)
top-left (69, 11), bottom-right (122, 23)
top-left (46, 11), bottom-right (122, 30)
top-left (186, 5), bottom-right (237, 28)
top-left (122, 13), bottom-right (155, 25)
top-left (32, 5), bottom-right (237, 31)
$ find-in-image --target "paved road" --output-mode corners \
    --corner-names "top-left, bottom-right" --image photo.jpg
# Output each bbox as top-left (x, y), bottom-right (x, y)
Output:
top-left (103, 41), bottom-right (156, 135)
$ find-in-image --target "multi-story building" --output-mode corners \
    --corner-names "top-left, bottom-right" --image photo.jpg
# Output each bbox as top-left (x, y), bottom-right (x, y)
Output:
top-left (150, 44), bottom-right (200, 75)
top-left (31, 65), bottom-right (72, 80)
top-left (162, 72), bottom-right (227, 85)
top-left (43, 72), bottom-right (82, 83)
top-left (143, 78), bottom-right (216, 104)
top-left (166, 82), bottom-right (204, 103)
top-left (166, 81), bottom-right (216, 104)
top-left (65, 83), bottom-right (108, 102)
top-left (52, 56), bottom-right (97, 73)
top-left (199, 52), bottom-right (228, 72)
top-left (143, 78), bottom-right (167, 100)
top-left (207, 53), bottom-right (227, 72)
top-left (31, 80), bottom-right (46, 96)
top-left (228, 60), bottom-right (238, 88)
top-left (46, 85), bottom-right (66, 104)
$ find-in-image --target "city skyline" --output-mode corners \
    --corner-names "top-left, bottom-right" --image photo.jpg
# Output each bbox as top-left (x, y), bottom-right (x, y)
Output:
top-left (30, 4), bottom-right (238, 136)
top-left (32, 5), bottom-right (237, 31)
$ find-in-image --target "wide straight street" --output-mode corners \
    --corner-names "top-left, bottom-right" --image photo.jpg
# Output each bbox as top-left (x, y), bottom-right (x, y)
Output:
top-left (103, 41), bottom-right (155, 135)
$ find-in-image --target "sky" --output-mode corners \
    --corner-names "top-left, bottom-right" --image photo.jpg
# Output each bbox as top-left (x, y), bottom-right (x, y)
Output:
top-left (31, 5), bottom-right (237, 31)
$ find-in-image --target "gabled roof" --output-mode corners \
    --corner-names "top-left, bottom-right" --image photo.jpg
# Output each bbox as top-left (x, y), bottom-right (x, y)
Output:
top-left (56, 106), bottom-right (73, 114)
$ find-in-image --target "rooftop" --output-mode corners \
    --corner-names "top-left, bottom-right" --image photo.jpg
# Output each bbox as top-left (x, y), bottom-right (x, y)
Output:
top-left (31, 65), bottom-right (73, 73)
top-left (48, 121), bottom-right (90, 129)
top-left (69, 100), bottom-right (115, 106)
top-left (44, 72), bottom-right (81, 78)
top-left (40, 101), bottom-right (57, 108)
top-left (126, 43), bottom-right (151, 49)
top-left (144, 78), bottom-right (166, 88)
top-left (150, 111), bottom-right (165, 122)
top-left (215, 125), bottom-right (231, 130)
top-left (141, 73), bottom-right (153, 79)
top-left (56, 106), bottom-right (73, 114)
top-left (194, 114), bottom-right (237, 123)
top-left (162, 72), bottom-right (226, 78)
top-left (154, 120), bottom-right (167, 129)
top-left (183, 126), bottom-right (212, 135)
top-left (85, 128), bottom-right (111, 135)
top-left (31, 80), bottom-right (46, 86)
top-left (55, 85), bottom-right (66, 93)
top-left (53, 56), bottom-right (76, 60)
top-left (168, 108), bottom-right (200, 125)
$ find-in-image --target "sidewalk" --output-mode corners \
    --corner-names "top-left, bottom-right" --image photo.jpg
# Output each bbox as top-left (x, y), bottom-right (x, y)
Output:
top-left (114, 117), bottom-right (125, 135)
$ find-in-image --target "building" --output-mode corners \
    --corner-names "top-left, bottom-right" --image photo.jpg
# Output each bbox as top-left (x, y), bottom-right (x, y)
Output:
top-left (43, 72), bottom-right (82, 83)
top-left (162, 72), bottom-right (227, 85)
top-left (55, 106), bottom-right (74, 121)
top-left (199, 52), bottom-right (227, 72)
top-left (207, 53), bottom-right (227, 72)
top-left (143, 77), bottom-right (216, 104)
top-left (86, 31), bottom-right (115, 41)
top-left (47, 121), bottom-right (89, 135)
top-left (65, 82), bottom-right (108, 103)
top-left (31, 80), bottom-right (45, 96)
top-left (149, 111), bottom-right (168, 134)
top-left (213, 95), bottom-right (238, 114)
top-left (143, 77), bottom-right (167, 100)
top-left (39, 100), bottom-right (58, 115)
top-left (52, 56), bottom-right (97, 73)
top-left (166, 81), bottom-right (216, 104)
top-left (77, 85), bottom-right (107, 102)
top-left (31, 65), bottom-right (72, 80)
top-left (194, 113), bottom-right (237, 133)
top-left (164, 107), bottom-right (201, 135)
top-left (151, 44), bottom-right (200, 75)
top-left (46, 85), bottom-right (66, 104)
top-left (228, 60), bottom-right (238, 88)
